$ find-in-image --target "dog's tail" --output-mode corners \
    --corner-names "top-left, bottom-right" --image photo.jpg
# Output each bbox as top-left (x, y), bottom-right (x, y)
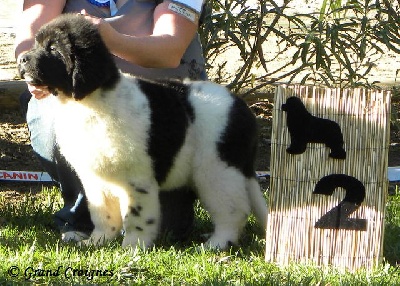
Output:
top-left (247, 177), bottom-right (268, 229)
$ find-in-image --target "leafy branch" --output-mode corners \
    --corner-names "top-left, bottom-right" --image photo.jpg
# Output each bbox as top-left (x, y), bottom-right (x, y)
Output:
top-left (200, 0), bottom-right (400, 94)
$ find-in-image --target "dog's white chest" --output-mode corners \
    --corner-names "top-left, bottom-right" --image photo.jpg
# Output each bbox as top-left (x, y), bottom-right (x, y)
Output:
top-left (56, 101), bottom-right (112, 162)
top-left (53, 95), bottom-right (150, 179)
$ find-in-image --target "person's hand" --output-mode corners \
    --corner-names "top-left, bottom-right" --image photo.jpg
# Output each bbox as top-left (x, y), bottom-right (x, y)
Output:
top-left (79, 10), bottom-right (117, 47)
top-left (27, 83), bottom-right (51, 100)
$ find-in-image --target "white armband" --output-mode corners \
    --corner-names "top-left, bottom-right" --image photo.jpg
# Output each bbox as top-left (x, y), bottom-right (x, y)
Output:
top-left (171, 0), bottom-right (204, 13)
top-left (168, 0), bottom-right (205, 23)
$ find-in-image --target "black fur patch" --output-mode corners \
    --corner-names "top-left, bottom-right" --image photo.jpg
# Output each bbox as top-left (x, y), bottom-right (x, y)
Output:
top-left (217, 95), bottom-right (258, 178)
top-left (138, 79), bottom-right (194, 184)
top-left (135, 226), bottom-right (143, 231)
top-left (130, 207), bottom-right (141, 217)
top-left (146, 218), bottom-right (155, 225)
top-left (136, 188), bottom-right (149, 194)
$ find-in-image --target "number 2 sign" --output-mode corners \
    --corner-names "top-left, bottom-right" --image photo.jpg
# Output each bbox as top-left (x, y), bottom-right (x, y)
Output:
top-left (265, 85), bottom-right (390, 271)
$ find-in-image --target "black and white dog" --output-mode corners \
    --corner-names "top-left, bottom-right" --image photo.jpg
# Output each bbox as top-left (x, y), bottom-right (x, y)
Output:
top-left (18, 14), bottom-right (267, 249)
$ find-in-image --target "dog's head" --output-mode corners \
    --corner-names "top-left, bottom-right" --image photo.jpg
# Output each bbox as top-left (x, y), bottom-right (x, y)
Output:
top-left (281, 96), bottom-right (308, 115)
top-left (18, 14), bottom-right (119, 100)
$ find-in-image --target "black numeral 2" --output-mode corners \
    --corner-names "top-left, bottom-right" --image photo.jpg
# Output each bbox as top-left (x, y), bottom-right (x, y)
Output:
top-left (313, 174), bottom-right (367, 231)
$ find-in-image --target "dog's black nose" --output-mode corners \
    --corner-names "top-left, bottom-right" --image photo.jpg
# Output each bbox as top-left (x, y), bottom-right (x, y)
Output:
top-left (19, 53), bottom-right (31, 64)
top-left (17, 53), bottom-right (31, 79)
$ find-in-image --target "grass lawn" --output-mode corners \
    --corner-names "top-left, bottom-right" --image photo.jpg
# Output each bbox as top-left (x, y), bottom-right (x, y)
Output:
top-left (0, 185), bottom-right (400, 284)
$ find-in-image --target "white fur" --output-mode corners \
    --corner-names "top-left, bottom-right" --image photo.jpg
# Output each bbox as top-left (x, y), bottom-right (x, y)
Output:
top-left (53, 76), bottom-right (267, 249)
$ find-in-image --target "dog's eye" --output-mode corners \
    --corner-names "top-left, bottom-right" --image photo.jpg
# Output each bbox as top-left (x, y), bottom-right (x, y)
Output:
top-left (48, 45), bottom-right (62, 57)
top-left (46, 41), bottom-right (57, 52)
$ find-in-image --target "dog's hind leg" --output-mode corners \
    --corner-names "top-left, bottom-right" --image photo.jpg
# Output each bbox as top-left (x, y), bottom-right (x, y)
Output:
top-left (194, 164), bottom-right (251, 249)
top-left (120, 182), bottom-right (160, 249)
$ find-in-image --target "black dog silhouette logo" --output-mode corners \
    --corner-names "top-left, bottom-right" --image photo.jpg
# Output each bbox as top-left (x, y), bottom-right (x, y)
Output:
top-left (282, 96), bottom-right (346, 159)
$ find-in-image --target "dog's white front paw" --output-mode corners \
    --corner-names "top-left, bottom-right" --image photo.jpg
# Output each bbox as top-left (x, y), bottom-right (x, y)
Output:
top-left (79, 230), bottom-right (110, 246)
top-left (61, 231), bottom-right (89, 243)
top-left (121, 234), bottom-right (154, 250)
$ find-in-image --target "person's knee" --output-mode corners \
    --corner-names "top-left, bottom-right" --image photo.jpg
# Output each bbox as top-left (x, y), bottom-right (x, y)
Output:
top-left (19, 89), bottom-right (32, 119)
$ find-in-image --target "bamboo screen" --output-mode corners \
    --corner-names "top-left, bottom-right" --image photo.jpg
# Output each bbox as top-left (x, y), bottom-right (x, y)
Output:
top-left (265, 85), bottom-right (391, 271)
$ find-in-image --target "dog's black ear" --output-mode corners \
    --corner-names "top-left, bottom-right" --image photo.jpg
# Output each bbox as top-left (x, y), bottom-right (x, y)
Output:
top-left (71, 43), bottom-right (120, 100)
top-left (69, 16), bottom-right (120, 100)
top-left (71, 66), bottom-right (103, 100)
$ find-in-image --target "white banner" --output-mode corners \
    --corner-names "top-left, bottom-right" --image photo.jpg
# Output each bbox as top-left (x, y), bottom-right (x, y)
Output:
top-left (1, 168), bottom-right (400, 183)
top-left (0, 170), bottom-right (53, 182)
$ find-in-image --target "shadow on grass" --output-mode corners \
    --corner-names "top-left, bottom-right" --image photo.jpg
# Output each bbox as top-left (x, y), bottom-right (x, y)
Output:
top-left (384, 224), bottom-right (400, 266)
top-left (383, 187), bottom-right (400, 266)
top-left (0, 187), bottom-right (61, 249)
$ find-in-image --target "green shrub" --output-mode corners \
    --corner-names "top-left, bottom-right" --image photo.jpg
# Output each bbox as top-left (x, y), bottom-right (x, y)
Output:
top-left (200, 0), bottom-right (400, 93)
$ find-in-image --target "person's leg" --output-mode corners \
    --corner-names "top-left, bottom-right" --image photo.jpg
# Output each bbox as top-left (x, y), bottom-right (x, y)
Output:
top-left (53, 147), bottom-right (94, 236)
top-left (21, 90), bottom-right (94, 238)
top-left (159, 188), bottom-right (197, 241)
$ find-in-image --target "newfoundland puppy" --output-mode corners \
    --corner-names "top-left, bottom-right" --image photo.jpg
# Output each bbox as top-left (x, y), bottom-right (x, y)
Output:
top-left (18, 14), bottom-right (267, 249)
top-left (282, 96), bottom-right (346, 159)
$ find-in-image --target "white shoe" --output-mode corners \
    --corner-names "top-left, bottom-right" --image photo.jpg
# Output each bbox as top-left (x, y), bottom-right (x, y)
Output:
top-left (61, 231), bottom-right (90, 242)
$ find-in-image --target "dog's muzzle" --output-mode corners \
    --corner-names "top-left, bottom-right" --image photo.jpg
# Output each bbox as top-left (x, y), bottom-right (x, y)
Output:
top-left (17, 53), bottom-right (37, 84)
top-left (17, 54), bottom-right (30, 79)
